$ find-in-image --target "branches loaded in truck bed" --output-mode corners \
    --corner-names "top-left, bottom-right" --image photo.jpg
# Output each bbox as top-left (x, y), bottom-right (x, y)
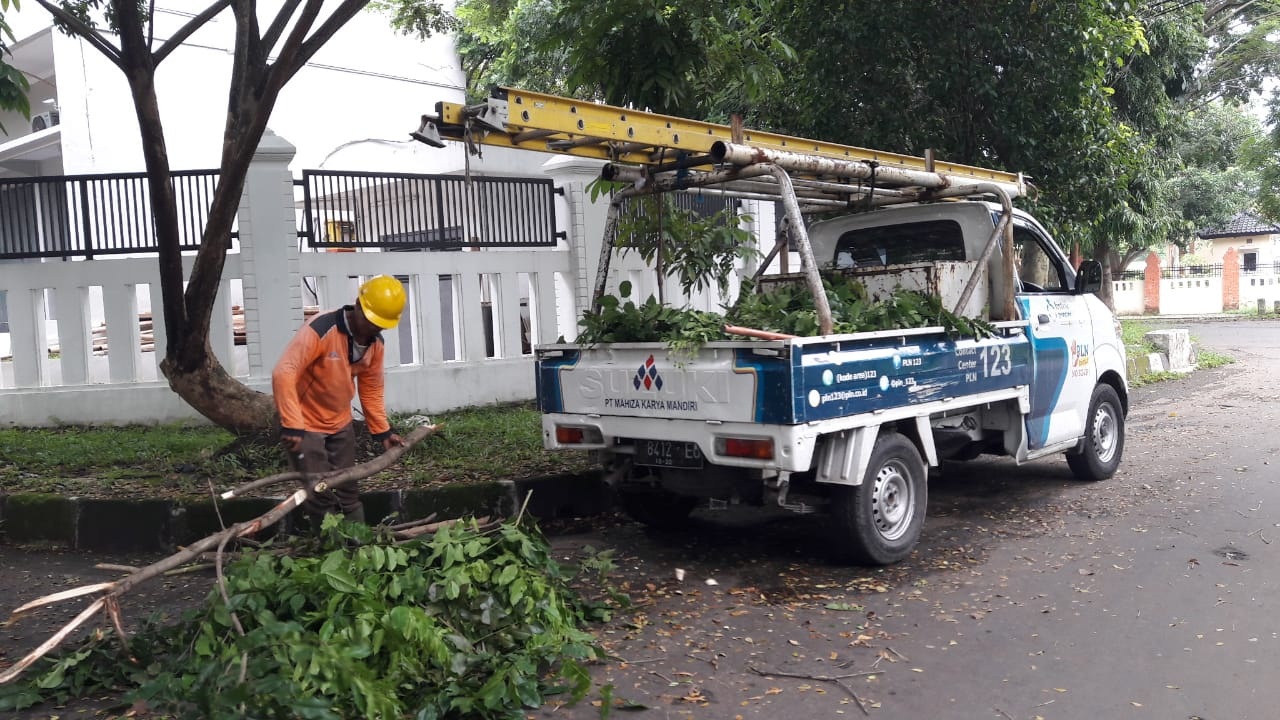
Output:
top-left (576, 275), bottom-right (997, 353)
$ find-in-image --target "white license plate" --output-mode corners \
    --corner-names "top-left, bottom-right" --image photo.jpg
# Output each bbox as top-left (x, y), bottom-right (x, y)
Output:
top-left (634, 439), bottom-right (704, 469)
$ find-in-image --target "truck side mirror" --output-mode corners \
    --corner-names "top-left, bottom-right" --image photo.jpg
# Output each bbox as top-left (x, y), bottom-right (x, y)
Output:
top-left (1075, 260), bottom-right (1103, 295)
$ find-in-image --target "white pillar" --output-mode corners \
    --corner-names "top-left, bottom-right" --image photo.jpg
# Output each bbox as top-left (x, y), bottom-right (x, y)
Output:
top-left (541, 155), bottom-right (607, 321)
top-left (238, 129), bottom-right (303, 379)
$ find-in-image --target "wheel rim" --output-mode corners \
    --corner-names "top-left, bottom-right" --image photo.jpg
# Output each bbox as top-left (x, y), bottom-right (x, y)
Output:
top-left (871, 460), bottom-right (915, 541)
top-left (1091, 401), bottom-right (1119, 464)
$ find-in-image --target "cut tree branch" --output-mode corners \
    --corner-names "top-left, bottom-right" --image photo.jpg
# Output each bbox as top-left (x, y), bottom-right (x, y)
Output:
top-left (220, 423), bottom-right (441, 499)
top-left (749, 665), bottom-right (873, 716)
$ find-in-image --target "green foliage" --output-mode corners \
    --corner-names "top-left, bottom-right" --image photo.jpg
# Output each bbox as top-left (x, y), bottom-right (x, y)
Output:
top-left (578, 281), bottom-right (725, 357)
top-left (0, 519), bottom-right (609, 719)
top-left (1161, 102), bottom-right (1266, 247)
top-left (0, 0), bottom-right (29, 131)
top-left (1196, 348), bottom-right (1233, 370)
top-left (1195, 0), bottom-right (1280, 105)
top-left (579, 276), bottom-right (996, 354)
top-left (371, 0), bottom-right (459, 39)
top-left (617, 196), bottom-right (757, 297)
top-left (452, 0), bottom-right (794, 116)
top-left (586, 177), bottom-right (628, 203)
top-left (727, 275), bottom-right (997, 340)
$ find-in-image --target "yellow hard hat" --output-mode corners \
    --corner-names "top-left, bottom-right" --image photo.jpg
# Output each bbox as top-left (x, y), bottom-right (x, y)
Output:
top-left (357, 275), bottom-right (406, 329)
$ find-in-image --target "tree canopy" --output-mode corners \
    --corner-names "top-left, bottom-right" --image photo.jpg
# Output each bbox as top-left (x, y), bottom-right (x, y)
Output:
top-left (446, 0), bottom-right (1278, 269)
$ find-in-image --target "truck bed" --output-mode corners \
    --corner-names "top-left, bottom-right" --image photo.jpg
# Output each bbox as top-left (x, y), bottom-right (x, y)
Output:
top-left (536, 325), bottom-right (1031, 427)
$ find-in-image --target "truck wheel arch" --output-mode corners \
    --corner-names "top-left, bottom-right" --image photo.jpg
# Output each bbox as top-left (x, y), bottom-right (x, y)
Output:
top-left (1098, 370), bottom-right (1128, 416)
top-left (815, 420), bottom-right (938, 487)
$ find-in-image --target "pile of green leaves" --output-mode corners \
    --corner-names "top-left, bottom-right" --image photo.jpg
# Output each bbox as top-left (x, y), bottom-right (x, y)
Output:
top-left (577, 281), bottom-right (724, 356)
top-left (579, 274), bottom-right (995, 353)
top-left (727, 274), bottom-right (996, 339)
top-left (0, 518), bottom-right (610, 719)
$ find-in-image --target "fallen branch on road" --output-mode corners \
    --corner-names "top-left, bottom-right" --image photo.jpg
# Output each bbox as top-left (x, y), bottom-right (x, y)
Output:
top-left (0, 423), bottom-right (441, 686)
top-left (748, 665), bottom-right (874, 716)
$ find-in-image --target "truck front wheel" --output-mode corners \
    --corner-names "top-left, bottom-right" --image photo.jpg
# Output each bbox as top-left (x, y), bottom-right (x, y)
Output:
top-left (1066, 384), bottom-right (1125, 481)
top-left (830, 433), bottom-right (927, 565)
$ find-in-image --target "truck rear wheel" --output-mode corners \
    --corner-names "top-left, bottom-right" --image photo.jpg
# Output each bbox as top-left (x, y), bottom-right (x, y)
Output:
top-left (830, 432), bottom-right (927, 565)
top-left (618, 491), bottom-right (698, 529)
top-left (1066, 384), bottom-right (1124, 481)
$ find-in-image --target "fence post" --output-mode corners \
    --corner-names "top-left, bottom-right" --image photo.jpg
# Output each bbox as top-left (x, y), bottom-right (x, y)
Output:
top-left (541, 155), bottom-right (606, 332)
top-left (237, 130), bottom-right (303, 380)
top-left (1143, 252), bottom-right (1161, 314)
top-left (1222, 247), bottom-right (1239, 311)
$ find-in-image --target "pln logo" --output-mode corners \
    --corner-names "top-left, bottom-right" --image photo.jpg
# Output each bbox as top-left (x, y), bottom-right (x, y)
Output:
top-left (634, 355), bottom-right (664, 391)
top-left (1070, 340), bottom-right (1091, 368)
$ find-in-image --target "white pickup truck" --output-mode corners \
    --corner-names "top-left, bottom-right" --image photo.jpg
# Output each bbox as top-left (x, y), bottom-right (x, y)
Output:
top-left (536, 199), bottom-right (1128, 564)
top-left (424, 86), bottom-right (1130, 564)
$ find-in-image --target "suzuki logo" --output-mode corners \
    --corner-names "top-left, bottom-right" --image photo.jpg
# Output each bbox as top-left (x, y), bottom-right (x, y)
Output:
top-left (634, 355), bottom-right (663, 391)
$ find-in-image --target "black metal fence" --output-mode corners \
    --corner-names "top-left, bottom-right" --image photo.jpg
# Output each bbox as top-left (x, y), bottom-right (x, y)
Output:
top-left (1117, 261), bottom-right (1280, 280)
top-left (298, 170), bottom-right (564, 251)
top-left (616, 191), bottom-right (740, 248)
top-left (0, 170), bottom-right (231, 260)
top-left (1161, 264), bottom-right (1223, 279)
top-left (1242, 260), bottom-right (1280, 274)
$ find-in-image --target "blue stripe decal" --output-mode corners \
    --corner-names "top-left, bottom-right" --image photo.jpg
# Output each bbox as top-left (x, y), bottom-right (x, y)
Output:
top-left (1025, 336), bottom-right (1068, 449)
top-left (535, 351), bottom-right (580, 414)
top-left (733, 349), bottom-right (793, 424)
top-left (794, 336), bottom-right (1031, 423)
top-left (1018, 298), bottom-right (1070, 450)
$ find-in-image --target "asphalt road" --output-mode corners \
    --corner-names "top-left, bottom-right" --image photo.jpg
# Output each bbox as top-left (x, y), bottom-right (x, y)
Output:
top-left (3, 317), bottom-right (1279, 719)
top-left (529, 317), bottom-right (1280, 719)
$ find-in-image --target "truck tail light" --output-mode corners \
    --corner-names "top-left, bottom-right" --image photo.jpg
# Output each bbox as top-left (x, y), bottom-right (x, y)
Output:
top-left (717, 437), bottom-right (774, 459)
top-left (555, 426), bottom-right (601, 444)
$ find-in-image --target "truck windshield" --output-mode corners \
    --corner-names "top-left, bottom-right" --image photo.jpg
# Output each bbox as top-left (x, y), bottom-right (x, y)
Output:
top-left (833, 219), bottom-right (965, 269)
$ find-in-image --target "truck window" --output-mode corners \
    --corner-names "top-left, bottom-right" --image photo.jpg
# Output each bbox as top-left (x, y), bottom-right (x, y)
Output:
top-left (833, 219), bottom-right (965, 269)
top-left (1012, 225), bottom-right (1068, 293)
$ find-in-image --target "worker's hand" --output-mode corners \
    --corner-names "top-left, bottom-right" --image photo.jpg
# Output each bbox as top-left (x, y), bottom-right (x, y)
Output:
top-left (383, 433), bottom-right (405, 452)
top-left (280, 435), bottom-right (303, 454)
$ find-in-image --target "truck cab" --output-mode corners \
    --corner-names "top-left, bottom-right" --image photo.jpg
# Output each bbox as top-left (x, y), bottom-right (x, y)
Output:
top-left (807, 201), bottom-right (1128, 465)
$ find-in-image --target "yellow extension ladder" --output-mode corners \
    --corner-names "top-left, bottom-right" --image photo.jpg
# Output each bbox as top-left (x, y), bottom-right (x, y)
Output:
top-left (414, 87), bottom-right (1024, 329)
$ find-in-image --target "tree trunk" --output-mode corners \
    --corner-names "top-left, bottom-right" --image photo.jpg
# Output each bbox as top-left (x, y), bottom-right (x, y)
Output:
top-left (34, 1), bottom-right (385, 436)
top-left (160, 351), bottom-right (276, 433)
top-left (1093, 242), bottom-right (1116, 311)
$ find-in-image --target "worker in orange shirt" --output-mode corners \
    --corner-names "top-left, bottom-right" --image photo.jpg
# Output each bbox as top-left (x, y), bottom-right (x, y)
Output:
top-left (272, 275), bottom-right (407, 527)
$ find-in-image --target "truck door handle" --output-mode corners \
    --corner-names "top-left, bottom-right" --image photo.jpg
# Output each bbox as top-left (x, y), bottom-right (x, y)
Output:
top-left (1037, 314), bottom-right (1051, 325)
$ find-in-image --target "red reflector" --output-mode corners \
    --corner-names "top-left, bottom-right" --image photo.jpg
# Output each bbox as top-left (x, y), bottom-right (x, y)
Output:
top-left (556, 426), bottom-right (586, 444)
top-left (722, 437), bottom-right (774, 459)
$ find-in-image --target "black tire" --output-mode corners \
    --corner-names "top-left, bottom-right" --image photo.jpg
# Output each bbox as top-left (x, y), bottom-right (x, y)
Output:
top-left (1066, 384), bottom-right (1125, 481)
top-left (618, 491), bottom-right (698, 529)
top-left (830, 432), bottom-right (927, 565)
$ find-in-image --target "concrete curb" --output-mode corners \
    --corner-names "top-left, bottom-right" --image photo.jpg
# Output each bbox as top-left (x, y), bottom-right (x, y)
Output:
top-left (0, 471), bottom-right (612, 552)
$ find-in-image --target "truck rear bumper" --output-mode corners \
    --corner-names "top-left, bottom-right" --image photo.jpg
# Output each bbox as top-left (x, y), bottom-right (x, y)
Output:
top-left (542, 385), bottom-right (1030, 474)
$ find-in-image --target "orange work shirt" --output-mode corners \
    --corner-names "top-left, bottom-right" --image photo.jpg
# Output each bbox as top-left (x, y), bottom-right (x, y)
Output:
top-left (272, 306), bottom-right (392, 442)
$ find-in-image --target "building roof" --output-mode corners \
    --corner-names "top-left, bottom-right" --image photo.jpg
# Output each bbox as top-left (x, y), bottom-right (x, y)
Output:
top-left (1197, 212), bottom-right (1280, 239)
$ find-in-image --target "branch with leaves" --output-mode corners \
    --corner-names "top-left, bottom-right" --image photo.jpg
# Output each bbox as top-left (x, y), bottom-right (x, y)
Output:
top-left (0, 422), bottom-right (440, 687)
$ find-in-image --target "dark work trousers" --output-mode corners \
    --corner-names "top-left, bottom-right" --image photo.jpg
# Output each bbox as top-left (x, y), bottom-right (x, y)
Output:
top-left (288, 423), bottom-right (362, 521)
